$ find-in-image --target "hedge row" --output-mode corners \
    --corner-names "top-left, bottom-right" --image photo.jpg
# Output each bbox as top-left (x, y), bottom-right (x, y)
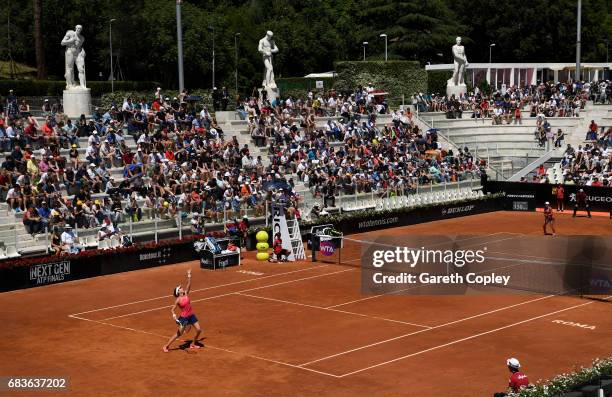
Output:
top-left (0, 80), bottom-right (158, 97)
top-left (333, 61), bottom-right (427, 106)
top-left (99, 88), bottom-right (237, 111)
top-left (427, 70), bottom-right (454, 96)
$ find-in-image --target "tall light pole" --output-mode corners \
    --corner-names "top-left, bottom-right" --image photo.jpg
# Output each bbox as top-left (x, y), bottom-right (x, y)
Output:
top-left (488, 43), bottom-right (495, 88)
top-left (380, 33), bottom-right (387, 61)
top-left (363, 41), bottom-right (368, 61)
top-left (109, 18), bottom-right (116, 92)
top-left (208, 25), bottom-right (215, 89)
top-left (234, 32), bottom-right (240, 95)
top-left (576, 0), bottom-right (582, 82)
top-left (176, 0), bottom-right (185, 92)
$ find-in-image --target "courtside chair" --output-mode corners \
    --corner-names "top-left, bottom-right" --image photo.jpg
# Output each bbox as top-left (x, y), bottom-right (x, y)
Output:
top-left (97, 239), bottom-right (110, 250)
top-left (85, 236), bottom-right (97, 248)
top-left (6, 245), bottom-right (21, 258)
top-left (109, 236), bottom-right (120, 249)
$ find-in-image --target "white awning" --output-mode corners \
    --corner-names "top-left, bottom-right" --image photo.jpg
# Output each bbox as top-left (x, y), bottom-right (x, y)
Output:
top-left (304, 71), bottom-right (337, 79)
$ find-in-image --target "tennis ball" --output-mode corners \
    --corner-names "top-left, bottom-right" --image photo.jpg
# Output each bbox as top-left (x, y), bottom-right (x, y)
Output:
top-left (255, 230), bottom-right (269, 242)
top-left (256, 252), bottom-right (269, 261)
top-left (256, 242), bottom-right (269, 251)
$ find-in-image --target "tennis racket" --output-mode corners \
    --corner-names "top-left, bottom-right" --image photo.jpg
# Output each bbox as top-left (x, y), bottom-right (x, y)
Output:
top-left (175, 317), bottom-right (192, 334)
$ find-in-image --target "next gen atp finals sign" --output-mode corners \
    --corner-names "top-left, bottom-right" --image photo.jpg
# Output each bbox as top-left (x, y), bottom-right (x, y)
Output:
top-left (29, 261), bottom-right (71, 286)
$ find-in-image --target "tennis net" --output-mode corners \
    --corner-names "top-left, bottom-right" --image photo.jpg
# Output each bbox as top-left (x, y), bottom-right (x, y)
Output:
top-left (312, 234), bottom-right (612, 300)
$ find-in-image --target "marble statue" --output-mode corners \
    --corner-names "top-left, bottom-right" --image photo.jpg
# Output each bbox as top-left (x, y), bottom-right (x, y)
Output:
top-left (61, 25), bottom-right (86, 89)
top-left (449, 36), bottom-right (468, 86)
top-left (61, 24), bottom-right (91, 117)
top-left (258, 31), bottom-right (279, 89)
top-left (446, 36), bottom-right (468, 98)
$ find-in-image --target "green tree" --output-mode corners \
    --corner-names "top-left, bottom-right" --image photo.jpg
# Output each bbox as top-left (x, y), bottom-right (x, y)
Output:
top-left (356, 0), bottom-right (467, 62)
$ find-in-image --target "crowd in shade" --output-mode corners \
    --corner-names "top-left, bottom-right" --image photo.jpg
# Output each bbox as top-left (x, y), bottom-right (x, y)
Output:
top-left (243, 102), bottom-right (480, 200)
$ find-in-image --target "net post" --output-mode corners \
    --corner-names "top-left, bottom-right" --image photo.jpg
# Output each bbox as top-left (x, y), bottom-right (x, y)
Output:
top-left (579, 258), bottom-right (585, 300)
top-left (338, 235), bottom-right (341, 266)
top-left (311, 233), bottom-right (317, 262)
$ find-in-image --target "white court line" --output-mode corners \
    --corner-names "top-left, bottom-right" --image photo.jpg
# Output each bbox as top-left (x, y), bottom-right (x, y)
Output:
top-left (236, 292), bottom-right (431, 329)
top-left (299, 294), bottom-right (555, 367)
top-left (336, 297), bottom-right (610, 378)
top-left (99, 268), bottom-right (355, 321)
top-left (68, 314), bottom-right (340, 378)
top-left (71, 265), bottom-right (327, 316)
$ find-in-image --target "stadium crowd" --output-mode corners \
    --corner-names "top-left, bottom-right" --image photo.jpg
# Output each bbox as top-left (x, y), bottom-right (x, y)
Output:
top-left (556, 140), bottom-right (611, 186)
top-left (0, 78), bottom-right (608, 250)
top-left (1, 90), bottom-right (301, 249)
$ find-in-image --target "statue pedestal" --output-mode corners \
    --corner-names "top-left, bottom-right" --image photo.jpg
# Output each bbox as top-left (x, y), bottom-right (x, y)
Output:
top-left (446, 83), bottom-right (467, 99)
top-left (258, 85), bottom-right (280, 106)
top-left (63, 87), bottom-right (91, 118)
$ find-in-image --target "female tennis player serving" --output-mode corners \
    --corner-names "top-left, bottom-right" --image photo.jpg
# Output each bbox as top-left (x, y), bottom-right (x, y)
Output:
top-left (543, 201), bottom-right (556, 236)
top-left (163, 269), bottom-right (202, 352)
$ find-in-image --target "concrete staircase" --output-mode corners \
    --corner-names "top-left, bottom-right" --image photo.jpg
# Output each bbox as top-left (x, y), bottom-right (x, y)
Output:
top-left (562, 103), bottom-right (612, 149)
top-left (219, 119), bottom-right (270, 166)
top-left (0, 203), bottom-right (39, 255)
top-left (417, 110), bottom-right (584, 180)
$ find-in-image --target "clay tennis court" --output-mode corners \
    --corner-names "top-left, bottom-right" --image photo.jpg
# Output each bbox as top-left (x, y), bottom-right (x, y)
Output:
top-left (1, 211), bottom-right (611, 396)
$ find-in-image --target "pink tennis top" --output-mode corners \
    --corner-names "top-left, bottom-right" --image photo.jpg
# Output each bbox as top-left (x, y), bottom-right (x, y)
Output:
top-left (178, 296), bottom-right (193, 317)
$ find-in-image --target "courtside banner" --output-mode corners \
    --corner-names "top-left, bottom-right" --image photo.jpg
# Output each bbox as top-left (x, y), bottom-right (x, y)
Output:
top-left (0, 241), bottom-right (196, 292)
top-left (359, 235), bottom-right (612, 296)
top-left (505, 191), bottom-right (536, 211)
top-left (487, 181), bottom-right (612, 212)
top-left (334, 195), bottom-right (504, 235)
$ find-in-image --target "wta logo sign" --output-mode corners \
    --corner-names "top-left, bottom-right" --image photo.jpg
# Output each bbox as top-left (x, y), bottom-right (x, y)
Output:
top-left (319, 240), bottom-right (335, 256)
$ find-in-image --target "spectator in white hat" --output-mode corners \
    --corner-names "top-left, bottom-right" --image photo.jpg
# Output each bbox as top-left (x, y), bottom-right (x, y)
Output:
top-left (493, 357), bottom-right (530, 396)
